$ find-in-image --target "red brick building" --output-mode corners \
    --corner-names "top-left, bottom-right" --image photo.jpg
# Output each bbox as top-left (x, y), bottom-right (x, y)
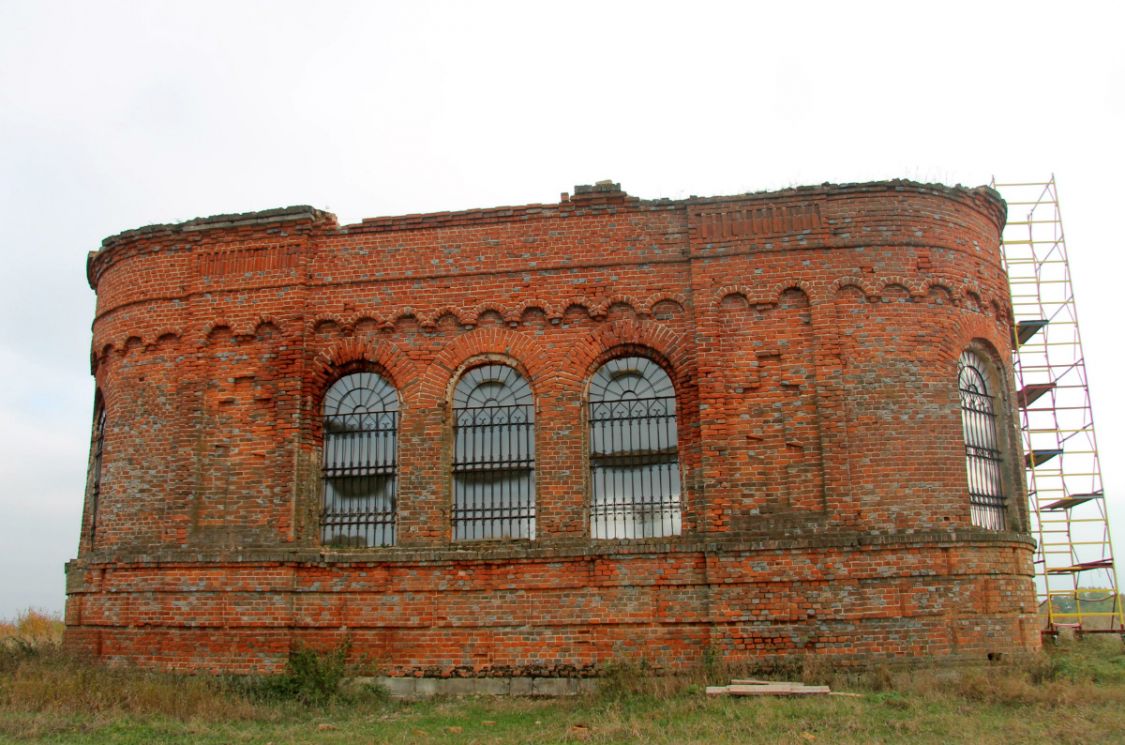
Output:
top-left (65, 180), bottom-right (1039, 675)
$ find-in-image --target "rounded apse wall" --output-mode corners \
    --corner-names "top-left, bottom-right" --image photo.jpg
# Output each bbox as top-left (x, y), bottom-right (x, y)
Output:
top-left (66, 180), bottom-right (1037, 674)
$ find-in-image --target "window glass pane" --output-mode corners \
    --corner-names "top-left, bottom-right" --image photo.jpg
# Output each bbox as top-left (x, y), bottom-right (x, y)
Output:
top-left (452, 364), bottom-right (535, 540)
top-left (321, 372), bottom-right (399, 547)
top-left (958, 350), bottom-right (1006, 530)
top-left (589, 356), bottom-right (681, 539)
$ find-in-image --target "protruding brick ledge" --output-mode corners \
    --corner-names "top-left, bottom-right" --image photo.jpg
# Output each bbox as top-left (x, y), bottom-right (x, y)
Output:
top-left (67, 528), bottom-right (1035, 570)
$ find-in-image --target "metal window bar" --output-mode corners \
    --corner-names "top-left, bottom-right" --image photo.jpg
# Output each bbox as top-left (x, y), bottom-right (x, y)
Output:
top-left (959, 356), bottom-right (1006, 530)
top-left (321, 410), bottom-right (398, 547)
top-left (452, 403), bottom-right (536, 540)
top-left (590, 395), bottom-right (681, 539)
top-left (88, 406), bottom-right (106, 547)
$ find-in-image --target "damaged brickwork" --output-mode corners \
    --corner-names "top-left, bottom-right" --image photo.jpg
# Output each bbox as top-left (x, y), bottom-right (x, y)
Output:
top-left (64, 180), bottom-right (1039, 675)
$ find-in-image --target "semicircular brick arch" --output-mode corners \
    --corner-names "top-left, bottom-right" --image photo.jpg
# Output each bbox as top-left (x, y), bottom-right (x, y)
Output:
top-left (352, 315), bottom-right (385, 335)
top-left (922, 276), bottom-right (958, 294)
top-left (417, 326), bottom-right (554, 407)
top-left (962, 289), bottom-right (984, 313)
top-left (768, 279), bottom-right (818, 305)
top-left (432, 306), bottom-right (467, 326)
top-left (920, 274), bottom-right (965, 301)
top-left (714, 284), bottom-right (751, 304)
top-left (515, 300), bottom-right (555, 326)
top-left (642, 291), bottom-right (687, 317)
top-left (309, 336), bottom-right (418, 403)
top-left (513, 298), bottom-right (556, 322)
top-left (92, 341), bottom-right (118, 373)
top-left (309, 314), bottom-right (348, 334)
top-left (603, 295), bottom-right (643, 317)
top-left (121, 336), bottom-right (144, 357)
top-left (390, 308), bottom-right (420, 326)
top-left (829, 276), bottom-right (878, 300)
top-left (944, 312), bottom-right (1011, 369)
top-left (948, 281), bottom-right (981, 307)
top-left (878, 275), bottom-right (924, 299)
top-left (251, 316), bottom-right (283, 337)
top-left (153, 331), bottom-right (181, 350)
top-left (880, 283), bottom-right (914, 303)
top-left (925, 285), bottom-right (956, 306)
top-left (201, 322), bottom-right (234, 347)
top-left (566, 319), bottom-right (694, 391)
top-left (559, 298), bottom-right (594, 322)
top-left (466, 303), bottom-right (507, 326)
top-left (775, 285), bottom-right (811, 308)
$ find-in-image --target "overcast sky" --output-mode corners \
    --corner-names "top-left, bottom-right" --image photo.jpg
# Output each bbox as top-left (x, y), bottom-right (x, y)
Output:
top-left (1, 0), bottom-right (1123, 619)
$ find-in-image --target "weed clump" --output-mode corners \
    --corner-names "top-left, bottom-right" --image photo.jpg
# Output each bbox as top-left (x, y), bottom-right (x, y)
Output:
top-left (248, 643), bottom-right (352, 706)
top-left (0, 609), bottom-right (65, 676)
top-left (0, 609), bottom-right (64, 647)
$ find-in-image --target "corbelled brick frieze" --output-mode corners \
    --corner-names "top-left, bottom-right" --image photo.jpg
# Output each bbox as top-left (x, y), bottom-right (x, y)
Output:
top-left (65, 180), bottom-right (1038, 675)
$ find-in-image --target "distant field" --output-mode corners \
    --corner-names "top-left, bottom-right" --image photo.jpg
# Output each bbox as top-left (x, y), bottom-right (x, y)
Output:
top-left (2, 610), bottom-right (1124, 744)
top-left (1040, 592), bottom-right (1124, 631)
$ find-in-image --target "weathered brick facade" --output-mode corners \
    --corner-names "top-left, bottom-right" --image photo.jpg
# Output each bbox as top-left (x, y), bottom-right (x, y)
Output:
top-left (64, 180), bottom-right (1039, 675)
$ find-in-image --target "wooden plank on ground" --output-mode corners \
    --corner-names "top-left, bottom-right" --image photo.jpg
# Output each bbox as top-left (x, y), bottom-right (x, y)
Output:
top-left (706, 683), bottom-right (831, 697)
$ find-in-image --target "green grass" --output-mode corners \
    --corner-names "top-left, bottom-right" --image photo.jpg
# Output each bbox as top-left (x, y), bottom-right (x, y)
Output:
top-left (2, 630), bottom-right (1125, 744)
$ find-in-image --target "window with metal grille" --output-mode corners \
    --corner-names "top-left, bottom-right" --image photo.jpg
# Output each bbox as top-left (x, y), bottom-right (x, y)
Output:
top-left (88, 400), bottom-right (106, 547)
top-left (958, 350), bottom-right (1006, 530)
top-left (452, 364), bottom-right (535, 541)
top-left (321, 372), bottom-right (399, 547)
top-left (589, 356), bottom-right (681, 539)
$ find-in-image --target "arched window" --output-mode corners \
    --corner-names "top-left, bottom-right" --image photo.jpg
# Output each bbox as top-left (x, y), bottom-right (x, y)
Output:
top-left (589, 356), bottom-right (681, 539)
top-left (87, 397), bottom-right (106, 548)
top-left (321, 371), bottom-right (399, 547)
top-left (452, 364), bottom-right (535, 541)
top-left (958, 350), bottom-right (1006, 530)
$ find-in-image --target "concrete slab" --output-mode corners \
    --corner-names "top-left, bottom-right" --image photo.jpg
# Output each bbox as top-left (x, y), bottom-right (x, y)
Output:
top-left (375, 677), bottom-right (416, 698)
top-left (355, 675), bottom-right (595, 698)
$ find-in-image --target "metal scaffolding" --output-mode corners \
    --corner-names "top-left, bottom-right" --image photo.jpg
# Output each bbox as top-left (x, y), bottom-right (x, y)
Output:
top-left (993, 176), bottom-right (1123, 635)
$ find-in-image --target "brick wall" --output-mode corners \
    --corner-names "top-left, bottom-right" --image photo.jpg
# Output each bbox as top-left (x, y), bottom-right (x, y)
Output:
top-left (64, 180), bottom-right (1039, 674)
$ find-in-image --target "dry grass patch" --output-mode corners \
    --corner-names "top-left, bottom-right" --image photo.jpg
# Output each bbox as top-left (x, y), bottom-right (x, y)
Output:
top-left (1, 646), bottom-right (267, 721)
top-left (0, 611), bottom-right (277, 739)
top-left (1, 616), bottom-right (1124, 744)
top-left (894, 636), bottom-right (1125, 707)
